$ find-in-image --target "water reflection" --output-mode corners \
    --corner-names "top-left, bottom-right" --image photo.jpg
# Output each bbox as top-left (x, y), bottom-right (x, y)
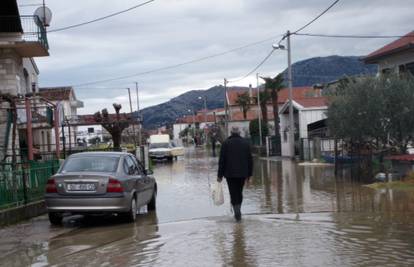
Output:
top-left (1, 148), bottom-right (414, 266)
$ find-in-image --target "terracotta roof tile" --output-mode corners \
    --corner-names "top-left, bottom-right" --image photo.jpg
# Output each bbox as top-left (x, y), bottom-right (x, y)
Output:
top-left (295, 97), bottom-right (327, 108)
top-left (227, 86), bottom-right (316, 106)
top-left (364, 31), bottom-right (414, 63)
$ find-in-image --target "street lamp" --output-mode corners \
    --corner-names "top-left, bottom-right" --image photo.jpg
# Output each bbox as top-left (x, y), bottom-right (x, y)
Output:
top-left (273, 31), bottom-right (294, 159)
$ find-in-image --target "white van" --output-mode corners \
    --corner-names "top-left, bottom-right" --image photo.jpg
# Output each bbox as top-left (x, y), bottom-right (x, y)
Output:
top-left (148, 134), bottom-right (185, 160)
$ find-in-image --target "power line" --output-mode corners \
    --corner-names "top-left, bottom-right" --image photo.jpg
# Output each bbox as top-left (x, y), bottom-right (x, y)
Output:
top-left (48, 0), bottom-right (155, 33)
top-left (294, 33), bottom-right (414, 39)
top-left (293, 0), bottom-right (340, 34)
top-left (18, 4), bottom-right (43, 7)
top-left (73, 34), bottom-right (283, 87)
top-left (227, 0), bottom-right (341, 85)
top-left (227, 49), bottom-right (276, 84)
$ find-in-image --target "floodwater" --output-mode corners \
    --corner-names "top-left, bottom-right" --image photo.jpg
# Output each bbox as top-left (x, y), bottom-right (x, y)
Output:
top-left (1, 147), bottom-right (414, 266)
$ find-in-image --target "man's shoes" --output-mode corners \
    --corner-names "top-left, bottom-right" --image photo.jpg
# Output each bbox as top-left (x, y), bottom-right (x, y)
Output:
top-left (233, 205), bottom-right (242, 221)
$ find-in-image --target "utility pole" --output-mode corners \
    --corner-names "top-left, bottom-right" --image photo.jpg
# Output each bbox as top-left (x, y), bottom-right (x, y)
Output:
top-left (126, 88), bottom-right (137, 145)
top-left (135, 82), bottom-right (141, 146)
top-left (224, 78), bottom-right (229, 138)
top-left (287, 30), bottom-right (295, 159)
top-left (256, 73), bottom-right (263, 147)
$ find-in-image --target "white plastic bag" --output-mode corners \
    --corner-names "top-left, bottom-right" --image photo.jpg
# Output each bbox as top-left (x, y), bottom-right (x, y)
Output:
top-left (212, 181), bottom-right (224, 206)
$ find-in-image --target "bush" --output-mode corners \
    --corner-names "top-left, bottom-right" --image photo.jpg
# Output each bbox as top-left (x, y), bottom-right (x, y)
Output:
top-left (249, 119), bottom-right (268, 139)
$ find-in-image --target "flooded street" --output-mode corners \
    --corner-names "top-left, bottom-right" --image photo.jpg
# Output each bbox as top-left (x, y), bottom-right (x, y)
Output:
top-left (1, 147), bottom-right (414, 266)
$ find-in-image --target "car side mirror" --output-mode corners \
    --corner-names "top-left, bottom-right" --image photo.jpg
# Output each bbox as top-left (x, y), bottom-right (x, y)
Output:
top-left (145, 169), bottom-right (153, 175)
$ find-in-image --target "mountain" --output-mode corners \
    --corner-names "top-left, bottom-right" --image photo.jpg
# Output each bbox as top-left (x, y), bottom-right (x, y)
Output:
top-left (140, 85), bottom-right (239, 129)
top-left (282, 55), bottom-right (377, 87)
top-left (140, 55), bottom-right (377, 129)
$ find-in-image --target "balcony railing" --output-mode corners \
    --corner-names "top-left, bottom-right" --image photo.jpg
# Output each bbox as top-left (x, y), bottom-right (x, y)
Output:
top-left (0, 15), bottom-right (49, 50)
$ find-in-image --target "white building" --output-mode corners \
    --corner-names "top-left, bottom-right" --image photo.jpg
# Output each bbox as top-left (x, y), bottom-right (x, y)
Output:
top-left (39, 87), bottom-right (84, 150)
top-left (279, 98), bottom-right (328, 157)
top-left (364, 31), bottom-right (414, 75)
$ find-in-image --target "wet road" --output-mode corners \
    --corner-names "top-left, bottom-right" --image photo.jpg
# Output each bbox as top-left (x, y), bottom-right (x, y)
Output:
top-left (1, 147), bottom-right (414, 266)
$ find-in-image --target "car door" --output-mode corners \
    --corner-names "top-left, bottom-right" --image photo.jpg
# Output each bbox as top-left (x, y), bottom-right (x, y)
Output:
top-left (125, 155), bottom-right (147, 206)
top-left (131, 155), bottom-right (153, 204)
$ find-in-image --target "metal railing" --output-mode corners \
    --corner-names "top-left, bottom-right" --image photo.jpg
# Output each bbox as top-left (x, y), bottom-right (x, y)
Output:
top-left (0, 15), bottom-right (49, 50)
top-left (0, 160), bottom-right (59, 210)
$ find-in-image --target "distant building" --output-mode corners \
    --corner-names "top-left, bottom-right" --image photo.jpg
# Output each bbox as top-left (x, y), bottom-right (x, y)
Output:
top-left (39, 87), bottom-right (84, 150)
top-left (364, 31), bottom-right (414, 75)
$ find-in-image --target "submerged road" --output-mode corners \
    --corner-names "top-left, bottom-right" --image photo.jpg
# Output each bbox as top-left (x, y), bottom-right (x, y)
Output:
top-left (1, 147), bottom-right (414, 266)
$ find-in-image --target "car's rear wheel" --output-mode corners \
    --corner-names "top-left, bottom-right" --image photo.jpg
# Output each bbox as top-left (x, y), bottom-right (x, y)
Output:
top-left (48, 212), bottom-right (63, 225)
top-left (125, 196), bottom-right (137, 222)
top-left (147, 189), bottom-right (157, 211)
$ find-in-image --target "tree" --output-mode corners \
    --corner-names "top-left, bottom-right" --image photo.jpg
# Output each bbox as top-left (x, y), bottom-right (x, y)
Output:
top-left (261, 74), bottom-right (284, 138)
top-left (94, 103), bottom-right (129, 150)
top-left (258, 90), bottom-right (270, 126)
top-left (249, 118), bottom-right (269, 141)
top-left (235, 92), bottom-right (251, 119)
top-left (327, 74), bottom-right (414, 154)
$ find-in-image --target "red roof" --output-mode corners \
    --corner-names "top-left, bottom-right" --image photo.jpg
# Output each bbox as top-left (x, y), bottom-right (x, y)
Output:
top-left (364, 31), bottom-right (414, 63)
top-left (176, 114), bottom-right (217, 124)
top-left (227, 86), bottom-right (316, 106)
top-left (295, 97), bottom-right (327, 108)
top-left (39, 87), bottom-right (73, 101)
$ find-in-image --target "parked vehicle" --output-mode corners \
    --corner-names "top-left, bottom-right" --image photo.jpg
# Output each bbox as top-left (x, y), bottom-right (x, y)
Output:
top-left (45, 152), bottom-right (157, 225)
top-left (170, 140), bottom-right (185, 158)
top-left (149, 134), bottom-right (173, 160)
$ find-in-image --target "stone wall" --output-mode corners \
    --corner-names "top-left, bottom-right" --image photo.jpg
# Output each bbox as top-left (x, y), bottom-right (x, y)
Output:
top-left (0, 48), bottom-right (22, 162)
top-left (0, 48), bottom-right (23, 96)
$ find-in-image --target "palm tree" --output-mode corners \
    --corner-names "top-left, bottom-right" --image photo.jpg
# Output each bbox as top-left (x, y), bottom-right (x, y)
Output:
top-left (235, 92), bottom-right (251, 119)
top-left (261, 74), bottom-right (284, 139)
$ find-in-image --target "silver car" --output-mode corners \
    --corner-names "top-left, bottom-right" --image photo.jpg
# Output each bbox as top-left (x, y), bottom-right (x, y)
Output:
top-left (45, 152), bottom-right (157, 225)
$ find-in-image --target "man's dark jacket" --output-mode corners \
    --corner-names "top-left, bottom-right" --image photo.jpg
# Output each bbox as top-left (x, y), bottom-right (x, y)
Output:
top-left (218, 134), bottom-right (253, 178)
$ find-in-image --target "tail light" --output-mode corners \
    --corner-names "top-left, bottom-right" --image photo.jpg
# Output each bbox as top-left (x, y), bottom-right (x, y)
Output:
top-left (107, 178), bottom-right (123, 193)
top-left (46, 178), bottom-right (57, 193)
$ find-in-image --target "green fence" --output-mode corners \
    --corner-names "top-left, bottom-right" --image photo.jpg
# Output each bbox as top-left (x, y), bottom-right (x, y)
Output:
top-left (0, 160), bottom-right (60, 210)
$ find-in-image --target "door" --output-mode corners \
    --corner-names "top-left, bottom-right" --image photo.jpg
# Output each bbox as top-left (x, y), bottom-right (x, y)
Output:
top-left (124, 155), bottom-right (146, 206)
top-left (130, 155), bottom-right (153, 204)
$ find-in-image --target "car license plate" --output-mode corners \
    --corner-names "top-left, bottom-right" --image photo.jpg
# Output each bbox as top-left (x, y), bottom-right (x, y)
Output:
top-left (67, 183), bottom-right (96, 191)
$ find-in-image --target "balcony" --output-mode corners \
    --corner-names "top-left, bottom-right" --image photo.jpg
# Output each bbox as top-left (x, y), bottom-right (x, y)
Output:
top-left (0, 15), bottom-right (49, 57)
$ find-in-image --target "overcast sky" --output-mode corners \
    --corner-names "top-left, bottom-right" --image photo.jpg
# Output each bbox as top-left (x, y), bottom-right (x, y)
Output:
top-left (18, 0), bottom-right (414, 115)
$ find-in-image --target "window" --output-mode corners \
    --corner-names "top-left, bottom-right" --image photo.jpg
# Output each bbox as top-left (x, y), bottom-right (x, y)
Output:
top-left (123, 156), bottom-right (137, 175)
top-left (130, 155), bottom-right (144, 175)
top-left (61, 156), bottom-right (120, 173)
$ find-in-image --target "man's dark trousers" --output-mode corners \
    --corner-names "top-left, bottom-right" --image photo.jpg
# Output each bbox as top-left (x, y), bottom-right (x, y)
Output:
top-left (226, 177), bottom-right (246, 205)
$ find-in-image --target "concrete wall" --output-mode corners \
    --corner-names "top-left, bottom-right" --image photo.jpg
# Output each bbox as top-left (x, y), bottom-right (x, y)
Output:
top-left (0, 200), bottom-right (47, 227)
top-left (377, 50), bottom-right (414, 73)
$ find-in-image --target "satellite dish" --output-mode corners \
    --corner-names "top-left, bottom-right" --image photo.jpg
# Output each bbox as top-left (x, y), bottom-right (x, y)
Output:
top-left (34, 6), bottom-right (52, 27)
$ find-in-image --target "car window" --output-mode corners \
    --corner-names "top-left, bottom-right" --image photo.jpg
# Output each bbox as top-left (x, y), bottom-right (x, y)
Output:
top-left (130, 155), bottom-right (144, 175)
top-left (123, 156), bottom-right (137, 175)
top-left (61, 156), bottom-right (120, 173)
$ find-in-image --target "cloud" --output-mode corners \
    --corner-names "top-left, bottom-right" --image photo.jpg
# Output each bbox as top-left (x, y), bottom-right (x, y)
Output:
top-left (18, 0), bottom-right (414, 115)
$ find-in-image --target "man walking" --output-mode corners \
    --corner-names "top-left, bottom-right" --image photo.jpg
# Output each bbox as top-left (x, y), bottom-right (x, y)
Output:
top-left (217, 126), bottom-right (253, 221)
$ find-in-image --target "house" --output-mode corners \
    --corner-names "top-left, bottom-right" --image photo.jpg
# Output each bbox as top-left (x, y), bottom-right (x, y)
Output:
top-left (226, 86), bottom-right (328, 156)
top-left (0, 0), bottom-right (51, 162)
top-left (38, 87), bottom-right (84, 150)
top-left (172, 109), bottom-right (223, 141)
top-left (364, 31), bottom-right (414, 75)
top-left (278, 97), bottom-right (328, 157)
